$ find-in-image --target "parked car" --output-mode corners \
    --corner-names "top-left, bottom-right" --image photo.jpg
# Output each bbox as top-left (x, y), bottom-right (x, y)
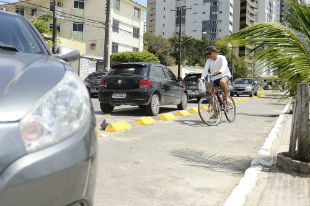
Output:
top-left (182, 73), bottom-right (212, 101)
top-left (264, 84), bottom-right (273, 90)
top-left (99, 63), bottom-right (188, 115)
top-left (0, 11), bottom-right (97, 206)
top-left (84, 71), bottom-right (108, 97)
top-left (230, 78), bottom-right (258, 97)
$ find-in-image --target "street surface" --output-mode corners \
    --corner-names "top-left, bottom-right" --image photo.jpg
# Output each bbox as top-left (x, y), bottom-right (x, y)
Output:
top-left (91, 93), bottom-right (286, 206)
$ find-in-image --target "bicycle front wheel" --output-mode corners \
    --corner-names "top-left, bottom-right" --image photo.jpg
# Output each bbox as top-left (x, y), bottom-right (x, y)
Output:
top-left (224, 95), bottom-right (236, 122)
top-left (198, 96), bottom-right (222, 126)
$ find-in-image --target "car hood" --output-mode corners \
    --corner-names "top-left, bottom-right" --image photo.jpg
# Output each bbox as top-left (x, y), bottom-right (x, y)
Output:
top-left (0, 52), bottom-right (65, 122)
top-left (233, 84), bottom-right (252, 87)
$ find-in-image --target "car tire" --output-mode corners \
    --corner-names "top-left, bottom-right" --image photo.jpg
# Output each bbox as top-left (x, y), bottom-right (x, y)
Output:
top-left (146, 94), bottom-right (160, 116)
top-left (100, 103), bottom-right (114, 113)
top-left (177, 93), bottom-right (188, 110)
top-left (255, 92), bottom-right (258, 96)
top-left (249, 92), bottom-right (253, 97)
top-left (197, 97), bottom-right (201, 103)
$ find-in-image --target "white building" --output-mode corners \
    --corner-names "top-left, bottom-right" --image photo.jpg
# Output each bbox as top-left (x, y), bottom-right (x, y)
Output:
top-left (257, 0), bottom-right (281, 23)
top-left (146, 0), bottom-right (234, 41)
top-left (110, 0), bottom-right (147, 54)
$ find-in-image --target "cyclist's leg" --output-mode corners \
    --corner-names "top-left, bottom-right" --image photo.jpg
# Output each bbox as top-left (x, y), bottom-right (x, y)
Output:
top-left (219, 77), bottom-right (231, 104)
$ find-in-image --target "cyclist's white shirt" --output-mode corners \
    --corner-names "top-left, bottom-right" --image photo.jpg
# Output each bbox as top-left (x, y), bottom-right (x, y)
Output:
top-left (201, 55), bottom-right (231, 81)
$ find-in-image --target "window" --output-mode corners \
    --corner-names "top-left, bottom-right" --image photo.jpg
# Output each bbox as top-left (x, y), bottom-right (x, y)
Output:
top-left (74, 0), bottom-right (84, 9)
top-left (112, 42), bottom-right (118, 53)
top-left (134, 7), bottom-right (140, 19)
top-left (31, 8), bottom-right (37, 16)
top-left (165, 68), bottom-right (177, 81)
top-left (73, 22), bottom-right (83, 32)
top-left (133, 47), bottom-right (139, 51)
top-left (113, 0), bottom-right (120, 10)
top-left (133, 27), bottom-right (139, 38)
top-left (49, 24), bottom-right (61, 32)
top-left (113, 20), bottom-right (119, 32)
top-left (15, 8), bottom-right (24, 16)
top-left (153, 67), bottom-right (166, 79)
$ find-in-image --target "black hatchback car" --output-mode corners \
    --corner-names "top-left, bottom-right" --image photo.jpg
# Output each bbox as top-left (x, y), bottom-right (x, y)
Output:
top-left (99, 63), bottom-right (188, 115)
top-left (84, 71), bottom-right (107, 97)
top-left (182, 73), bottom-right (212, 101)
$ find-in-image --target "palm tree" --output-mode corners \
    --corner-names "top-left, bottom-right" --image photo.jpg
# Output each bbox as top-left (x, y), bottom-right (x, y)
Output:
top-left (220, 0), bottom-right (310, 99)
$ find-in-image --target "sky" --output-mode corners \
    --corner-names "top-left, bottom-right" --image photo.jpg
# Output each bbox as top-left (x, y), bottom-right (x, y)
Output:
top-left (133, 0), bottom-right (147, 7)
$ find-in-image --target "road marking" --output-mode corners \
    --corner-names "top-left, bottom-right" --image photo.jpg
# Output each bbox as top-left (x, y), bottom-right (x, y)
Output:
top-left (224, 102), bottom-right (290, 206)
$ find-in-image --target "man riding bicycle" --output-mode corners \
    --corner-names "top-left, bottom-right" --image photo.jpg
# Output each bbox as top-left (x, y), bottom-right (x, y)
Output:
top-left (199, 47), bottom-right (232, 118)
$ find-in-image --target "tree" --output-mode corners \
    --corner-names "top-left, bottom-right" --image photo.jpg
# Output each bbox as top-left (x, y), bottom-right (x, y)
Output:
top-left (110, 51), bottom-right (159, 63)
top-left (220, 0), bottom-right (310, 162)
top-left (143, 32), bottom-right (174, 66)
top-left (31, 15), bottom-right (53, 48)
top-left (220, 0), bottom-right (310, 98)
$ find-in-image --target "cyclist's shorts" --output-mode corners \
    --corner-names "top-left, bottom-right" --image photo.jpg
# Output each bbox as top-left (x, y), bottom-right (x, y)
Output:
top-left (213, 76), bottom-right (230, 87)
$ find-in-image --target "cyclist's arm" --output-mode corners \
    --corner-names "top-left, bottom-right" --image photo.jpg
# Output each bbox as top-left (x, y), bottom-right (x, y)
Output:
top-left (201, 59), bottom-right (210, 80)
top-left (218, 55), bottom-right (228, 74)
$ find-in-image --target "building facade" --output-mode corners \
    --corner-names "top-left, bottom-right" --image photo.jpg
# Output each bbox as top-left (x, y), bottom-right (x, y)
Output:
top-left (146, 0), bottom-right (234, 41)
top-left (257, 0), bottom-right (280, 23)
top-left (0, 0), bottom-right (146, 59)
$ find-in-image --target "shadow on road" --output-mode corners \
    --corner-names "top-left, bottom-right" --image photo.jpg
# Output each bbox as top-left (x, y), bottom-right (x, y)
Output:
top-left (170, 149), bottom-right (251, 176)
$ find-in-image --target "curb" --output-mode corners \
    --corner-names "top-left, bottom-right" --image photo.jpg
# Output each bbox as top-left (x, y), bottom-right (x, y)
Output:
top-left (276, 152), bottom-right (310, 175)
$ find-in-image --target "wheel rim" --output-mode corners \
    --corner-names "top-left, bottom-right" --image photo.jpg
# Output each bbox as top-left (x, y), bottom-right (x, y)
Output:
top-left (224, 96), bottom-right (236, 122)
top-left (198, 97), bottom-right (221, 126)
top-left (152, 95), bottom-right (159, 114)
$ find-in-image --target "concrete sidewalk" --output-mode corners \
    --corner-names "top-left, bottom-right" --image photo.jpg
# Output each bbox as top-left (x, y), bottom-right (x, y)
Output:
top-left (244, 113), bottom-right (310, 206)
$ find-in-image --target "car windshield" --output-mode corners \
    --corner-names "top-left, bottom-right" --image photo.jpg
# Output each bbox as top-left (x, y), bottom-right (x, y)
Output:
top-left (109, 66), bottom-right (147, 76)
top-left (0, 13), bottom-right (45, 54)
top-left (234, 79), bottom-right (253, 85)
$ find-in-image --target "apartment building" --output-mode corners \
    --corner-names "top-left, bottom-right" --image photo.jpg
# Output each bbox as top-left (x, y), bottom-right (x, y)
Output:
top-left (0, 0), bottom-right (146, 58)
top-left (146, 0), bottom-right (234, 41)
top-left (257, 0), bottom-right (280, 23)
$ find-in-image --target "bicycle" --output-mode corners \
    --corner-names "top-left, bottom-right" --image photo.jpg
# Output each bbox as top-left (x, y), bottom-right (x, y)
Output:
top-left (198, 79), bottom-right (236, 126)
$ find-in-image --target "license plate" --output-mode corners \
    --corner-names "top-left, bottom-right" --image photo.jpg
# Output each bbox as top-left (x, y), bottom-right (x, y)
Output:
top-left (188, 90), bottom-right (199, 95)
top-left (112, 93), bottom-right (126, 99)
top-left (91, 88), bottom-right (98, 93)
top-left (188, 86), bottom-right (198, 89)
top-left (237, 91), bottom-right (243, 94)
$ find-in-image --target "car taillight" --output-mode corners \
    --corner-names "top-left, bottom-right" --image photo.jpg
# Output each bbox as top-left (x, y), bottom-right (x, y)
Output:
top-left (139, 79), bottom-right (151, 88)
top-left (181, 81), bottom-right (185, 85)
top-left (100, 79), bottom-right (104, 86)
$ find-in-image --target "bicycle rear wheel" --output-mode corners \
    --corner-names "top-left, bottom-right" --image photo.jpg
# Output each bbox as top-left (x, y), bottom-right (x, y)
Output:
top-left (224, 95), bottom-right (236, 122)
top-left (198, 96), bottom-right (222, 126)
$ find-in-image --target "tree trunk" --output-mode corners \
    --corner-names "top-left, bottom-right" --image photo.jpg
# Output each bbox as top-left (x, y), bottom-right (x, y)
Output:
top-left (289, 84), bottom-right (310, 161)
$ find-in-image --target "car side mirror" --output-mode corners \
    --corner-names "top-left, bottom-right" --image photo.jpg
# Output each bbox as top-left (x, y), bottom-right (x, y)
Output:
top-left (56, 46), bottom-right (80, 62)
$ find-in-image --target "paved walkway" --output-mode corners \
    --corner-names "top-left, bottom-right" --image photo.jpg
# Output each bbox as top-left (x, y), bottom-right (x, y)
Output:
top-left (244, 113), bottom-right (310, 206)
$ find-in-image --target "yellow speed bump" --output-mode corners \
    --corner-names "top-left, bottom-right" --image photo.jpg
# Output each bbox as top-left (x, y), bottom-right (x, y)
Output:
top-left (258, 94), bottom-right (265, 98)
top-left (243, 98), bottom-right (248, 101)
top-left (97, 132), bottom-right (106, 138)
top-left (176, 110), bottom-right (191, 116)
top-left (136, 117), bottom-right (157, 125)
top-left (160, 113), bottom-right (177, 121)
top-left (189, 107), bottom-right (199, 113)
top-left (234, 99), bottom-right (240, 103)
top-left (252, 96), bottom-right (258, 99)
top-left (200, 106), bottom-right (209, 111)
top-left (105, 120), bottom-right (132, 132)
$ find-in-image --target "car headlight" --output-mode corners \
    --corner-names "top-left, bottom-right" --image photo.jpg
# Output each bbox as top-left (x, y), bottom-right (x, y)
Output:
top-left (20, 71), bottom-right (91, 153)
top-left (246, 86), bottom-right (252, 90)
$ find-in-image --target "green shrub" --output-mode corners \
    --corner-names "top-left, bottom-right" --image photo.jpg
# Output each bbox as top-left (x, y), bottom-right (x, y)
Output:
top-left (111, 51), bottom-right (159, 63)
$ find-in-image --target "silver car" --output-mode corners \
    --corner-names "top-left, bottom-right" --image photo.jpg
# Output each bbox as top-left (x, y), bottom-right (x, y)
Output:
top-left (230, 78), bottom-right (258, 97)
top-left (0, 11), bottom-right (97, 206)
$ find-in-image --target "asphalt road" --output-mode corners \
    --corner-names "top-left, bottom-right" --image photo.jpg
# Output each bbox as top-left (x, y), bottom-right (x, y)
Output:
top-left (91, 93), bottom-right (287, 206)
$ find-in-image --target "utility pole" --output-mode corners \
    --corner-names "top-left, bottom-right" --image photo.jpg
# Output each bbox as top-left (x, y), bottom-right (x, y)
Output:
top-left (104, 0), bottom-right (111, 70)
top-left (52, 0), bottom-right (57, 53)
top-left (171, 6), bottom-right (191, 81)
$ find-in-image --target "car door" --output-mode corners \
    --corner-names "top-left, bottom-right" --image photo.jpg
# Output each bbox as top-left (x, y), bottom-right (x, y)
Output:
top-left (163, 67), bottom-right (183, 104)
top-left (150, 66), bottom-right (169, 104)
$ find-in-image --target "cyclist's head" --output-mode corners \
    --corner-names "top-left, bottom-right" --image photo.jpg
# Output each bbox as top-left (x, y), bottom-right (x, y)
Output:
top-left (207, 46), bottom-right (218, 60)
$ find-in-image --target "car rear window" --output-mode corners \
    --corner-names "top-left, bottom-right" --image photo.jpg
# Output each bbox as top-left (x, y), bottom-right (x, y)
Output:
top-left (88, 72), bottom-right (106, 78)
top-left (109, 66), bottom-right (147, 76)
top-left (184, 74), bottom-right (201, 81)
